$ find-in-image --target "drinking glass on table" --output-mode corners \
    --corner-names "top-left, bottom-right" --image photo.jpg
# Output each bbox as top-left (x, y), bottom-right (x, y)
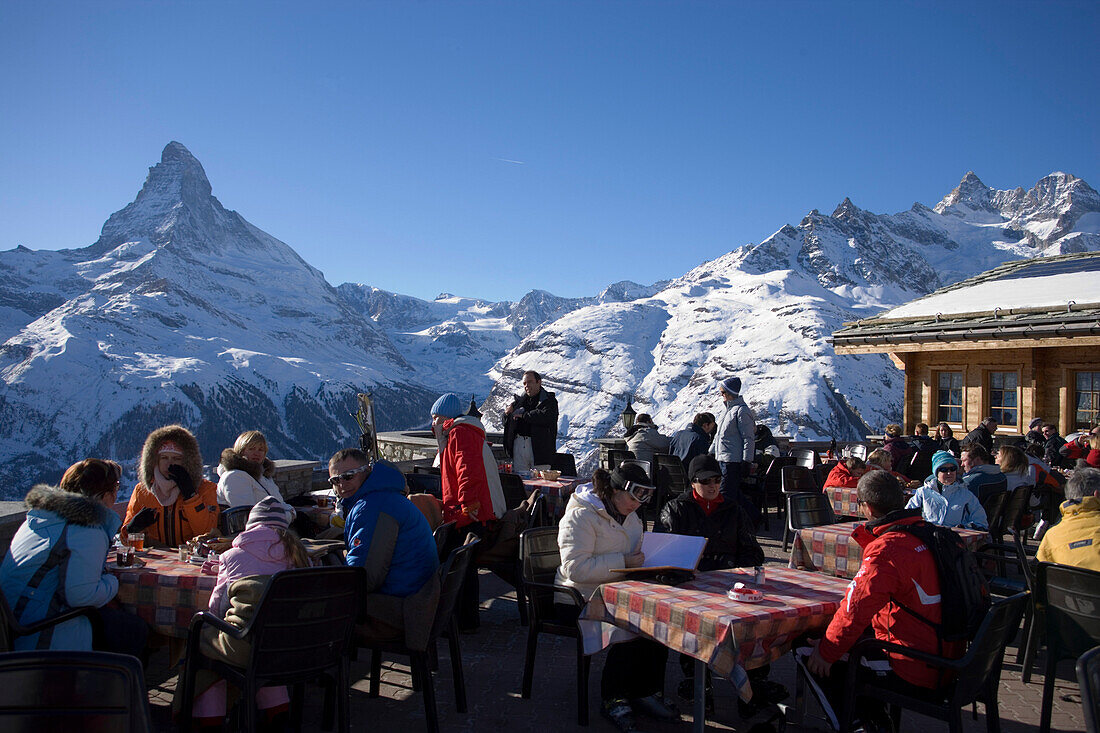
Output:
top-left (128, 532), bottom-right (145, 552)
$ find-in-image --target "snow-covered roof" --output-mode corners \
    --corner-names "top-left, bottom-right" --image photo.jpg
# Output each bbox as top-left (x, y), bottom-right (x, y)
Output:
top-left (831, 251), bottom-right (1100, 350)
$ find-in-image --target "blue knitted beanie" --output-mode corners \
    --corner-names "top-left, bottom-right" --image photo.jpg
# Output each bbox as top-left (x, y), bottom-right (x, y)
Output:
top-left (931, 450), bottom-right (958, 475)
top-left (431, 393), bottom-right (464, 419)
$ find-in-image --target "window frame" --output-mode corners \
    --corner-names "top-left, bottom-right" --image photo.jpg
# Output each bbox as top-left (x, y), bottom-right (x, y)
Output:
top-left (934, 369), bottom-right (965, 429)
top-left (987, 369), bottom-right (1021, 430)
top-left (1073, 370), bottom-right (1100, 431)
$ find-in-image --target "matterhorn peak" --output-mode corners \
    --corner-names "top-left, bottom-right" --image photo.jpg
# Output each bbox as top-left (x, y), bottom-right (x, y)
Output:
top-left (139, 141), bottom-right (213, 203)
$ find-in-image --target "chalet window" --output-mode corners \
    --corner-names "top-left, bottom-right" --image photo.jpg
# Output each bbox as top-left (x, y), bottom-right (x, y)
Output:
top-left (1075, 371), bottom-right (1100, 430)
top-left (936, 371), bottom-right (963, 424)
top-left (988, 371), bottom-right (1018, 428)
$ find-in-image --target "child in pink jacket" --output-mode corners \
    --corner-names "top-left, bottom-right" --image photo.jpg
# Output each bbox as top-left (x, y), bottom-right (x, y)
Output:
top-left (192, 496), bottom-right (308, 727)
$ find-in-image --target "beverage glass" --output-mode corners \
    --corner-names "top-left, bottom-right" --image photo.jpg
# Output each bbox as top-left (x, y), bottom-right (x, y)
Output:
top-left (129, 532), bottom-right (145, 552)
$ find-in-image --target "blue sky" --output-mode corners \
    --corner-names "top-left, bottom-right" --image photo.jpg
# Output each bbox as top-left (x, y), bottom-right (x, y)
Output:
top-left (2, 1), bottom-right (1097, 302)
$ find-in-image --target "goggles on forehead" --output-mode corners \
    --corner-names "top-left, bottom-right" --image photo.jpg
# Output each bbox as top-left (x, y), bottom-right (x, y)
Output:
top-left (624, 480), bottom-right (656, 503)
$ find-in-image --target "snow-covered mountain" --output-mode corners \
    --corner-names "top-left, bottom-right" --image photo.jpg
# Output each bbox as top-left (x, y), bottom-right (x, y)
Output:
top-left (0, 142), bottom-right (438, 497)
top-left (480, 172), bottom-right (1100, 472)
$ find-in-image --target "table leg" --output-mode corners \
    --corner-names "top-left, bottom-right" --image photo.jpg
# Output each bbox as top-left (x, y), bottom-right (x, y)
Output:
top-left (693, 658), bottom-right (706, 733)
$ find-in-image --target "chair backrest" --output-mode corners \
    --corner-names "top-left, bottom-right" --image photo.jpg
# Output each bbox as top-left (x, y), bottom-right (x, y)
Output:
top-left (1078, 644), bottom-right (1100, 733)
top-left (982, 490), bottom-right (1010, 538)
top-left (606, 449), bottom-right (635, 470)
top-left (218, 505), bottom-right (251, 535)
top-left (951, 592), bottom-right (1029, 705)
top-left (0, 650), bottom-right (153, 733)
top-left (787, 492), bottom-right (837, 530)
top-left (1038, 563), bottom-right (1100, 663)
top-left (654, 453), bottom-right (689, 497)
top-left (1000, 484), bottom-right (1034, 537)
top-left (246, 566), bottom-right (365, 682)
top-left (0, 591), bottom-right (19, 652)
top-left (404, 472), bottom-right (442, 499)
top-left (526, 494), bottom-right (547, 529)
top-left (429, 537), bottom-right (480, 641)
top-left (847, 444), bottom-right (868, 460)
top-left (433, 521), bottom-right (457, 561)
top-left (549, 452), bottom-right (577, 476)
top-left (412, 465), bottom-right (441, 475)
top-left (781, 464), bottom-right (819, 493)
top-left (791, 448), bottom-right (818, 468)
top-left (498, 472), bottom-right (529, 510)
top-left (520, 527), bottom-right (566, 620)
top-left (905, 444), bottom-right (936, 481)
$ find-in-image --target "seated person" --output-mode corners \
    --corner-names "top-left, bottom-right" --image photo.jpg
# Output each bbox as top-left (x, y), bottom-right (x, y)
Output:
top-left (1, 459), bottom-right (147, 655)
top-left (865, 449), bottom-right (911, 486)
top-left (557, 465), bottom-right (680, 732)
top-left (881, 424), bottom-right (912, 473)
top-left (806, 471), bottom-right (964, 728)
top-left (329, 449), bottom-right (439, 647)
top-left (823, 457), bottom-right (866, 489)
top-left (124, 425), bottom-right (219, 547)
top-left (216, 430), bottom-right (288, 509)
top-left (625, 413), bottom-right (671, 466)
top-left (669, 412), bottom-right (715, 469)
top-left (906, 451), bottom-right (987, 529)
top-left (659, 455), bottom-right (779, 713)
top-left (960, 444), bottom-right (1006, 505)
top-left (908, 422), bottom-right (937, 453)
top-left (1037, 467), bottom-right (1100, 571)
top-left (754, 424), bottom-right (782, 460)
top-left (1059, 433), bottom-right (1092, 466)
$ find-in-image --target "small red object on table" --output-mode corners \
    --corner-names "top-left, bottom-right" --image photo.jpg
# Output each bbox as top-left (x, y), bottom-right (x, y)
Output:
top-left (788, 520), bottom-right (988, 580)
top-left (107, 547), bottom-right (216, 638)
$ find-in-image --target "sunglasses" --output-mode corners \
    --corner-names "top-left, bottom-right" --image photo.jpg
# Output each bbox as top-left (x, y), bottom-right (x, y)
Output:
top-left (937, 466), bottom-right (958, 474)
top-left (624, 480), bottom-right (656, 503)
top-left (328, 464), bottom-right (371, 487)
top-left (694, 477), bottom-right (722, 486)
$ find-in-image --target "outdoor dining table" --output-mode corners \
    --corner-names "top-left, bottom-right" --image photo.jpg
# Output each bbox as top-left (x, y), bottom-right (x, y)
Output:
top-left (522, 475), bottom-right (585, 521)
top-left (788, 520), bottom-right (988, 579)
top-left (580, 566), bottom-right (849, 733)
top-left (823, 485), bottom-right (861, 517)
top-left (107, 547), bottom-right (216, 639)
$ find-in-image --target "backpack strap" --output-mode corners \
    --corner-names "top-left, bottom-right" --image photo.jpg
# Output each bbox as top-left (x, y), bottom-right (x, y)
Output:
top-left (12, 525), bottom-right (74, 649)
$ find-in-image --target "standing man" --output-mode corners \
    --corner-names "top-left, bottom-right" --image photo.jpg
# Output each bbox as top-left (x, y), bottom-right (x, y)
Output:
top-left (669, 413), bottom-right (716, 470)
top-left (962, 416), bottom-right (997, 454)
top-left (329, 449), bottom-right (439, 645)
top-left (503, 370), bottom-right (559, 472)
top-left (709, 376), bottom-right (757, 522)
top-left (1041, 423), bottom-right (1068, 468)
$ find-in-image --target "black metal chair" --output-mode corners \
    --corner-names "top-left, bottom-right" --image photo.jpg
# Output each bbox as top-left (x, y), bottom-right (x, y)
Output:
top-left (1037, 563), bottom-right (1100, 733)
top-left (499, 471), bottom-right (529, 510)
top-left (177, 565), bottom-right (365, 733)
top-left (0, 650), bottom-right (153, 733)
top-left (606, 448), bottom-right (635, 471)
top-left (755, 454), bottom-right (794, 530)
top-left (780, 465), bottom-right (821, 549)
top-left (654, 452), bottom-right (689, 499)
top-left (519, 526), bottom-right (591, 725)
top-left (364, 537), bottom-right (480, 733)
top-left (405, 472), bottom-right (443, 499)
top-left (218, 505), bottom-right (251, 535)
top-left (784, 492), bottom-right (837, 552)
top-left (0, 587), bottom-right (101, 653)
top-left (846, 444), bottom-right (868, 461)
top-left (905, 445), bottom-right (936, 481)
top-left (1078, 644), bottom-right (1100, 733)
top-left (412, 465), bottom-right (441, 475)
top-left (550, 452), bottom-right (578, 476)
top-left (433, 521), bottom-right (457, 561)
top-left (837, 592), bottom-right (1029, 733)
top-left (790, 448), bottom-right (818, 468)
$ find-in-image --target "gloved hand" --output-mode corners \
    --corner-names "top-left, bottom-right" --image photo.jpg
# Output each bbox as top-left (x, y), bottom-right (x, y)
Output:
top-left (167, 464), bottom-right (196, 500)
top-left (126, 506), bottom-right (159, 534)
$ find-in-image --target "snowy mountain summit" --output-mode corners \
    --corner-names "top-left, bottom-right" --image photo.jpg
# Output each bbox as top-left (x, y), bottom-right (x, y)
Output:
top-left (0, 142), bottom-right (435, 496)
top-left (481, 172), bottom-right (1100, 472)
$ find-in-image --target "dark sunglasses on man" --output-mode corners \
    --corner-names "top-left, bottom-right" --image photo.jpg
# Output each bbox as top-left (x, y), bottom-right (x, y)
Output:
top-left (624, 479), bottom-right (656, 503)
top-left (328, 463), bottom-right (371, 487)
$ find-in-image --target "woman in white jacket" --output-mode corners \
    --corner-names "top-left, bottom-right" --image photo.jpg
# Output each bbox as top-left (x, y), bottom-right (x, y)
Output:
top-left (216, 431), bottom-right (287, 509)
top-left (556, 465), bottom-right (679, 733)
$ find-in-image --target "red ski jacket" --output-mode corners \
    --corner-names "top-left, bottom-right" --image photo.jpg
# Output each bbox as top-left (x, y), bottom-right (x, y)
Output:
top-left (439, 417), bottom-right (498, 529)
top-left (817, 510), bottom-right (963, 688)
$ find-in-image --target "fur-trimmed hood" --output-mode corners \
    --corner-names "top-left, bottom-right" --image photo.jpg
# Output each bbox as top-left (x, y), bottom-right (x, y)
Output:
top-left (24, 484), bottom-right (118, 530)
top-left (219, 448), bottom-right (275, 480)
top-left (140, 424), bottom-right (205, 489)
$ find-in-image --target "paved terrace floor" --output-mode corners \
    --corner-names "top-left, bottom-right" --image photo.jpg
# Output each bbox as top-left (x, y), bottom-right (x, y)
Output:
top-left (144, 521), bottom-right (1087, 732)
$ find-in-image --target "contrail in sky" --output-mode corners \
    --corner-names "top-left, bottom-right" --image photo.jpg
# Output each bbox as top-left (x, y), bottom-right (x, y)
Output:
top-left (493, 157), bottom-right (526, 165)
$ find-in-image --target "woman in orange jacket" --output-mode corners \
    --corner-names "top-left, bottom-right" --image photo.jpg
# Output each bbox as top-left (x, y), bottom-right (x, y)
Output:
top-left (123, 424), bottom-right (219, 547)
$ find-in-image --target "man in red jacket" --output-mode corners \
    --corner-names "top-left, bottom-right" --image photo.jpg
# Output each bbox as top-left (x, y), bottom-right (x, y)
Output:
top-left (806, 470), bottom-right (961, 727)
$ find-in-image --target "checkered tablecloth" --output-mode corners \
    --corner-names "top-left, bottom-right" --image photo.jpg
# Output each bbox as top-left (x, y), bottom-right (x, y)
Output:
top-left (523, 476), bottom-right (584, 521)
top-left (108, 548), bottom-right (216, 638)
top-left (824, 486), bottom-right (861, 517)
top-left (580, 567), bottom-right (848, 698)
top-left (788, 520), bottom-right (988, 579)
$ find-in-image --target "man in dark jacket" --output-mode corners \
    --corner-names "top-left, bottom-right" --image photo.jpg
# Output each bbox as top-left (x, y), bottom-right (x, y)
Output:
top-left (659, 454), bottom-right (773, 712)
top-left (962, 416), bottom-right (997, 454)
top-left (669, 413), bottom-right (715, 469)
top-left (1042, 423), bottom-right (1068, 468)
top-left (503, 370), bottom-right (559, 470)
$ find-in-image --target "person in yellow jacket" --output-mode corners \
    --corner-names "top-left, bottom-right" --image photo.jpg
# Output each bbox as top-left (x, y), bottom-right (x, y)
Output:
top-left (123, 425), bottom-right (219, 547)
top-left (1037, 467), bottom-right (1100, 572)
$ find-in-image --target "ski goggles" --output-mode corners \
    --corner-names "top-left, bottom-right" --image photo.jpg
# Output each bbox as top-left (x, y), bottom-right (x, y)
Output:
top-left (623, 480), bottom-right (656, 504)
top-left (328, 463), bottom-right (371, 487)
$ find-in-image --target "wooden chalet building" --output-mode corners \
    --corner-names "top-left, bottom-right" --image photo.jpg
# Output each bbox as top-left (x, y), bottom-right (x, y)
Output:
top-left (831, 251), bottom-right (1100, 439)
